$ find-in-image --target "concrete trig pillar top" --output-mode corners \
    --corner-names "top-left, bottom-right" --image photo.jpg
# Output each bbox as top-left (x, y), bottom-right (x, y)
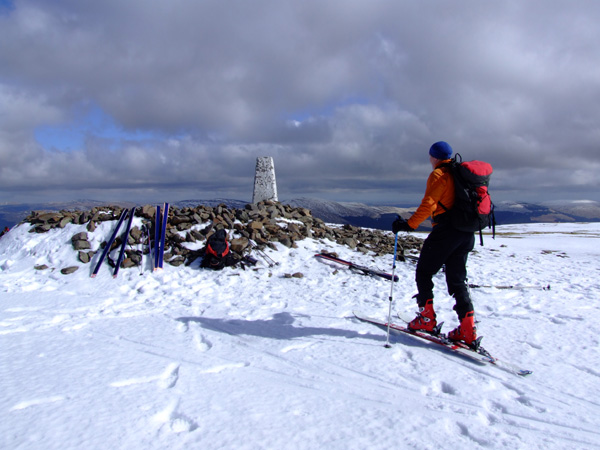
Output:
top-left (252, 156), bottom-right (278, 204)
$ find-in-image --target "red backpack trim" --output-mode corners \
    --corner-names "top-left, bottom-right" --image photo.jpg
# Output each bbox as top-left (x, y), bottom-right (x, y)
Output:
top-left (206, 240), bottom-right (229, 258)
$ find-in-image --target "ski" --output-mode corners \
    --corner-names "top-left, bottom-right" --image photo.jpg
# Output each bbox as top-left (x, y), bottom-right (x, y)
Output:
top-left (395, 313), bottom-right (533, 376)
top-left (153, 205), bottom-right (162, 270)
top-left (113, 207), bottom-right (136, 278)
top-left (315, 253), bottom-right (399, 282)
top-left (353, 311), bottom-right (532, 376)
top-left (157, 203), bottom-right (169, 269)
top-left (91, 209), bottom-right (128, 278)
top-left (141, 222), bottom-right (152, 274)
top-left (469, 283), bottom-right (551, 291)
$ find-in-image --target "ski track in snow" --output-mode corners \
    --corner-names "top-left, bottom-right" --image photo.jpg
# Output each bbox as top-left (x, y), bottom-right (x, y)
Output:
top-left (1, 220), bottom-right (600, 449)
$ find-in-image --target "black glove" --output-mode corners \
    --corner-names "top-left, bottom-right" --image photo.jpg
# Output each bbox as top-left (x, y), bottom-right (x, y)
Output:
top-left (392, 216), bottom-right (414, 234)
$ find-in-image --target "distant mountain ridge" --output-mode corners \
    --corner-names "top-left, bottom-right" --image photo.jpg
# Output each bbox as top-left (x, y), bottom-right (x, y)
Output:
top-left (1, 198), bottom-right (599, 231)
top-left (286, 198), bottom-right (415, 228)
top-left (289, 198), bottom-right (600, 230)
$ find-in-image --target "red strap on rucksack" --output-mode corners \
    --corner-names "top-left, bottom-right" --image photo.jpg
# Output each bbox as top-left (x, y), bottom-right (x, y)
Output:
top-left (206, 240), bottom-right (229, 258)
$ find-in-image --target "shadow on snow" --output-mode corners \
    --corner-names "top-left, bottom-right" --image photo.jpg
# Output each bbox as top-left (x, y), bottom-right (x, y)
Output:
top-left (176, 312), bottom-right (387, 343)
top-left (175, 312), bottom-right (479, 364)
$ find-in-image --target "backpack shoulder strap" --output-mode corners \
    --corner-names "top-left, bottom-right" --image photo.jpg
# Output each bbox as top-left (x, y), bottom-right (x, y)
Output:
top-left (436, 155), bottom-right (459, 212)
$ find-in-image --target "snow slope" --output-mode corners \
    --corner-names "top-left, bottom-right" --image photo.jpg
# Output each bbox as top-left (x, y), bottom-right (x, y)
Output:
top-left (1, 219), bottom-right (600, 449)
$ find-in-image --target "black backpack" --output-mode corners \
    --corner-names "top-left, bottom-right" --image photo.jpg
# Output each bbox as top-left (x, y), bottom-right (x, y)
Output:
top-left (201, 229), bottom-right (236, 270)
top-left (439, 154), bottom-right (495, 245)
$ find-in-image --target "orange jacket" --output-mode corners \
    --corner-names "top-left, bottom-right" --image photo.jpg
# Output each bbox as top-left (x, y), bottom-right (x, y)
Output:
top-left (407, 160), bottom-right (455, 230)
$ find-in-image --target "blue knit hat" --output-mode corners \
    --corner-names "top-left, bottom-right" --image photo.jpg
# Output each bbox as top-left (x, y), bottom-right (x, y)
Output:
top-left (429, 141), bottom-right (453, 160)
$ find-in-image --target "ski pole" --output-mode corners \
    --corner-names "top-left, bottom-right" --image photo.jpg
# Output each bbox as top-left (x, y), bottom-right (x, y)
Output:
top-left (385, 232), bottom-right (399, 348)
top-left (250, 241), bottom-right (278, 267)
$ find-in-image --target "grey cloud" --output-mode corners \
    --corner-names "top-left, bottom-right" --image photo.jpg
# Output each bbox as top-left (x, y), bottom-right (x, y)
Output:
top-left (0, 0), bottom-right (599, 204)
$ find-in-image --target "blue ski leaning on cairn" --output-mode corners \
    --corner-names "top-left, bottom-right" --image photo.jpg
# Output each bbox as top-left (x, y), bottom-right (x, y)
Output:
top-left (153, 203), bottom-right (169, 271)
top-left (113, 207), bottom-right (136, 278)
top-left (153, 205), bottom-right (161, 270)
top-left (91, 209), bottom-right (128, 278)
top-left (158, 203), bottom-right (169, 269)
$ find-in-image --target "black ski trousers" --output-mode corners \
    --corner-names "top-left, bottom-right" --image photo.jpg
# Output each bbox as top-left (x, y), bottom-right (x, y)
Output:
top-left (415, 222), bottom-right (475, 319)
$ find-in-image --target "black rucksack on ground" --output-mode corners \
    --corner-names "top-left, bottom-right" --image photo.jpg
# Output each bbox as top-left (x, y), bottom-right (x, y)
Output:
top-left (439, 153), bottom-right (495, 245)
top-left (201, 229), bottom-right (237, 270)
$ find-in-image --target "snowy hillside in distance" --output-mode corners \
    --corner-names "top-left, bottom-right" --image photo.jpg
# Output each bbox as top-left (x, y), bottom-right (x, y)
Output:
top-left (286, 197), bottom-right (413, 220)
top-left (1, 220), bottom-right (600, 449)
top-left (284, 198), bottom-right (600, 229)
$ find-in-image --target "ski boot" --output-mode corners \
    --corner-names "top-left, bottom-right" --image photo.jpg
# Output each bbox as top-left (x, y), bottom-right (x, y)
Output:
top-left (408, 299), bottom-right (440, 335)
top-left (448, 311), bottom-right (477, 347)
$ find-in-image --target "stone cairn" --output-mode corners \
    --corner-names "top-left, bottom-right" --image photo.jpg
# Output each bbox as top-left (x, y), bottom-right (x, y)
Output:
top-left (24, 201), bottom-right (423, 272)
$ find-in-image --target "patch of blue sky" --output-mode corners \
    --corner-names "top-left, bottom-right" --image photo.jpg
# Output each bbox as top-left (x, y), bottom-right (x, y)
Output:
top-left (35, 104), bottom-right (162, 151)
top-left (0, 0), bottom-right (14, 14)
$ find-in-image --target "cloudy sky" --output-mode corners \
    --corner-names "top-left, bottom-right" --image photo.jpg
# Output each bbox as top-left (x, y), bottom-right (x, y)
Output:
top-left (1, 0), bottom-right (599, 206)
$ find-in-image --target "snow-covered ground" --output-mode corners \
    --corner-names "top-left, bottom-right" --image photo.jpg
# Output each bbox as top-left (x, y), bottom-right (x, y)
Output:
top-left (1, 219), bottom-right (600, 449)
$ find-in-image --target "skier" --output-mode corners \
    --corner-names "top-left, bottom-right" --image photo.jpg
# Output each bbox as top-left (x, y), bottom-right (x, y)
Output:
top-left (392, 141), bottom-right (477, 345)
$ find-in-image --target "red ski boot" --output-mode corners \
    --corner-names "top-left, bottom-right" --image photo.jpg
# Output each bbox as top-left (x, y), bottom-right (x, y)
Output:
top-left (448, 311), bottom-right (477, 346)
top-left (408, 299), bottom-right (437, 333)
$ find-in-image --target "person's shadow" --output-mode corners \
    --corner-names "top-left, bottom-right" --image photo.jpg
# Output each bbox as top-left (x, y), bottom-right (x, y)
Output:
top-left (176, 312), bottom-right (386, 343)
top-left (175, 312), bottom-right (484, 364)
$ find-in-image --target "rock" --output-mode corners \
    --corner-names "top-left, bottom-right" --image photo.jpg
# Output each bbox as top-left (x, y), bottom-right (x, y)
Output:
top-left (130, 226), bottom-right (143, 242)
top-left (23, 200), bottom-right (424, 275)
top-left (248, 221), bottom-right (264, 230)
top-left (72, 240), bottom-right (91, 250)
top-left (78, 251), bottom-right (91, 263)
top-left (59, 216), bottom-right (72, 228)
top-left (71, 232), bottom-right (91, 251)
top-left (230, 237), bottom-right (249, 254)
top-left (176, 222), bottom-right (193, 231)
top-left (278, 236), bottom-right (293, 248)
top-left (79, 211), bottom-right (91, 224)
top-left (61, 266), bottom-right (79, 275)
top-left (141, 205), bottom-right (155, 219)
top-left (171, 214), bottom-right (192, 226)
top-left (37, 212), bottom-right (62, 223)
top-left (121, 258), bottom-right (137, 269)
top-left (72, 232), bottom-right (88, 241)
top-left (343, 238), bottom-right (357, 249)
top-left (31, 224), bottom-right (52, 233)
top-left (285, 272), bottom-right (304, 279)
top-left (168, 256), bottom-right (186, 266)
top-left (129, 252), bottom-right (142, 266)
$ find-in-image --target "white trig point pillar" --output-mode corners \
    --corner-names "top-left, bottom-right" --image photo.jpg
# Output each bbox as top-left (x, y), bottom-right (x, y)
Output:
top-left (252, 156), bottom-right (278, 203)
